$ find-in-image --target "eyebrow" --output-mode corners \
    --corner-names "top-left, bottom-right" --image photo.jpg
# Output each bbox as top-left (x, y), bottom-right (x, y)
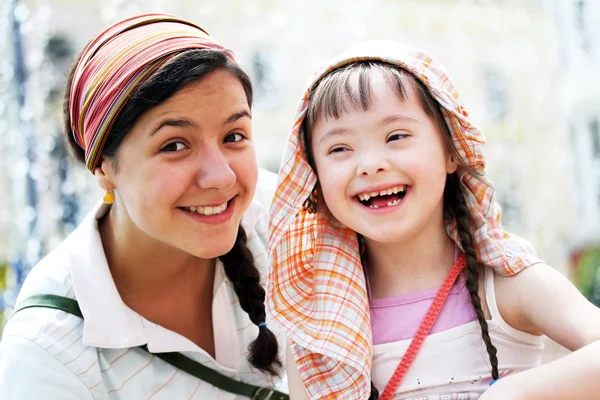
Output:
top-left (380, 114), bottom-right (420, 125)
top-left (150, 119), bottom-right (197, 136)
top-left (318, 128), bottom-right (354, 145)
top-left (150, 110), bottom-right (251, 136)
top-left (222, 111), bottom-right (251, 127)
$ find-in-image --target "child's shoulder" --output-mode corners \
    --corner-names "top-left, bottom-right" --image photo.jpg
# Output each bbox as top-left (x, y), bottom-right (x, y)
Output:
top-left (493, 262), bottom-right (563, 299)
top-left (493, 263), bottom-right (570, 336)
top-left (493, 261), bottom-right (600, 353)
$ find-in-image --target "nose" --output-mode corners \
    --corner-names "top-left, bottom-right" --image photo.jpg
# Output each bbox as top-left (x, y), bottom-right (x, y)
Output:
top-left (356, 148), bottom-right (391, 176)
top-left (196, 147), bottom-right (236, 191)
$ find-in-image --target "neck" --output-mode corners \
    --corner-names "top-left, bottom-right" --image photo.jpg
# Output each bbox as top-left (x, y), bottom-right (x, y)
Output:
top-left (365, 214), bottom-right (456, 299)
top-left (99, 204), bottom-right (216, 307)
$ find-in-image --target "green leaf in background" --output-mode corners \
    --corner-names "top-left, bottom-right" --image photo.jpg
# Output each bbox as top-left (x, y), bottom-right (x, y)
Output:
top-left (0, 261), bottom-right (7, 331)
top-left (0, 261), bottom-right (7, 290)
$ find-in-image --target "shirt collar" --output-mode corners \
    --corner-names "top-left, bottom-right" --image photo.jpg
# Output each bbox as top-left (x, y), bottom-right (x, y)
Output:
top-left (70, 201), bottom-right (148, 349)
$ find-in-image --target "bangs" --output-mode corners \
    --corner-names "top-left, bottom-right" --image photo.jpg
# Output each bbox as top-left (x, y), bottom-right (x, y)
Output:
top-left (306, 62), bottom-right (413, 129)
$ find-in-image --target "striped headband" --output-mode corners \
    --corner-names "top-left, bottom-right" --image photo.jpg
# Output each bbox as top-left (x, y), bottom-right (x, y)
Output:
top-left (69, 13), bottom-right (234, 171)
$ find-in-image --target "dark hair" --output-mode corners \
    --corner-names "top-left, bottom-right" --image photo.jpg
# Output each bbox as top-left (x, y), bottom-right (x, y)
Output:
top-left (63, 48), bottom-right (281, 375)
top-left (305, 62), bottom-right (498, 399)
top-left (220, 227), bottom-right (282, 375)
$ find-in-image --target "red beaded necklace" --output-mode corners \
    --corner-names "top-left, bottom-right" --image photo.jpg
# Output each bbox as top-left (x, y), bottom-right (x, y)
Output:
top-left (379, 254), bottom-right (467, 400)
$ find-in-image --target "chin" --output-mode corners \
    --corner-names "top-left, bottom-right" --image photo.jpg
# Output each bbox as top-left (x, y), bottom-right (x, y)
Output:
top-left (197, 239), bottom-right (237, 259)
top-left (363, 234), bottom-right (402, 245)
top-left (359, 227), bottom-right (414, 245)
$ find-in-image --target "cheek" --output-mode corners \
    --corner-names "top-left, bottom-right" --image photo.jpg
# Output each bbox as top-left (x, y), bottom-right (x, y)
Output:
top-left (152, 173), bottom-right (185, 206)
top-left (404, 150), bottom-right (449, 198)
top-left (230, 148), bottom-right (258, 193)
top-left (405, 141), bottom-right (450, 175)
top-left (316, 161), bottom-right (350, 206)
top-left (125, 164), bottom-right (188, 215)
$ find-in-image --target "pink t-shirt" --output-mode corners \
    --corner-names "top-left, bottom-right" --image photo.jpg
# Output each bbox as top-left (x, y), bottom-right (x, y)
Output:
top-left (370, 273), bottom-right (477, 345)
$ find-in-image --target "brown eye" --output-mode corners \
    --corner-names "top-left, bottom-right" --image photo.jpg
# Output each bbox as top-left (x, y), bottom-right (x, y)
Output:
top-left (329, 146), bottom-right (349, 154)
top-left (160, 141), bottom-right (187, 152)
top-left (387, 133), bottom-right (409, 142)
top-left (224, 132), bottom-right (245, 143)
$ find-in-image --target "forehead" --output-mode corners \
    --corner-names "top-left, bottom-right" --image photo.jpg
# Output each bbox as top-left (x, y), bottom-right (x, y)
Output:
top-left (156, 69), bottom-right (248, 112)
top-left (123, 70), bottom-right (250, 143)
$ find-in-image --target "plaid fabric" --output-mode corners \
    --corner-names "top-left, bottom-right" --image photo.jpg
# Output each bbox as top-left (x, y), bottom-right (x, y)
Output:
top-left (268, 41), bottom-right (541, 399)
top-left (69, 14), bottom-right (233, 171)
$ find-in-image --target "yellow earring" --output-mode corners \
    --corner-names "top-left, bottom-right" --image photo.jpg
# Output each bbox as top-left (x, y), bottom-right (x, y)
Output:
top-left (103, 188), bottom-right (115, 205)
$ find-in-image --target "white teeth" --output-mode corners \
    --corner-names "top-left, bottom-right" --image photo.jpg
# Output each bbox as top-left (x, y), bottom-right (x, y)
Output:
top-left (387, 199), bottom-right (401, 207)
top-left (358, 193), bottom-right (371, 201)
top-left (203, 207), bottom-right (215, 216)
top-left (369, 204), bottom-right (379, 209)
top-left (357, 185), bottom-right (407, 200)
top-left (185, 202), bottom-right (228, 216)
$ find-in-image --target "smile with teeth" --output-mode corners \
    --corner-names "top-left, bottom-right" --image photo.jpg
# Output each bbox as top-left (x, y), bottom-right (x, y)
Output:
top-left (182, 201), bottom-right (229, 216)
top-left (356, 185), bottom-right (408, 209)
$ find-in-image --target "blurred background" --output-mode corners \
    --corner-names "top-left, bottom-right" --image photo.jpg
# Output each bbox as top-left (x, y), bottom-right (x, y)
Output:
top-left (1, 0), bottom-right (599, 359)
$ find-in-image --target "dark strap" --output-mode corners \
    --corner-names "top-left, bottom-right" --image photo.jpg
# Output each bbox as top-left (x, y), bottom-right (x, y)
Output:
top-left (15, 294), bottom-right (288, 400)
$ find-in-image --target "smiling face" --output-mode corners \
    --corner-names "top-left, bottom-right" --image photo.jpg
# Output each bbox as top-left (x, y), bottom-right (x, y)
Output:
top-left (308, 65), bottom-right (457, 246)
top-left (97, 69), bottom-right (258, 259)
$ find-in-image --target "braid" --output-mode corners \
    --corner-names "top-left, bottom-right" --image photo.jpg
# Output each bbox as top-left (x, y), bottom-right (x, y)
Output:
top-left (445, 173), bottom-right (499, 380)
top-left (368, 382), bottom-right (380, 400)
top-left (359, 236), bottom-right (380, 399)
top-left (219, 226), bottom-right (282, 376)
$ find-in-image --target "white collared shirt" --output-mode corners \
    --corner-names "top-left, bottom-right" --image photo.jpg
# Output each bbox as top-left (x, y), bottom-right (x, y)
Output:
top-left (0, 169), bottom-right (287, 400)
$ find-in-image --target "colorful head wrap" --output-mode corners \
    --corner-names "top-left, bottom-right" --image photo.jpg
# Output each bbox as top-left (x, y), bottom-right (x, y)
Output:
top-left (267, 41), bottom-right (541, 399)
top-left (69, 13), bottom-right (234, 171)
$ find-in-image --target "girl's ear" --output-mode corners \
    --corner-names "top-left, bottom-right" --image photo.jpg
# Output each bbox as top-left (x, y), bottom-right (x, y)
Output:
top-left (446, 155), bottom-right (458, 174)
top-left (93, 157), bottom-right (116, 192)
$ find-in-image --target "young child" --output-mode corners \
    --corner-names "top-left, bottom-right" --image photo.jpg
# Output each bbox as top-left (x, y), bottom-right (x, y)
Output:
top-left (268, 41), bottom-right (600, 399)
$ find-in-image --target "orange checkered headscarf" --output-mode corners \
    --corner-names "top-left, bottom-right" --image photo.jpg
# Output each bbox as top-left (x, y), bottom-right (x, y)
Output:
top-left (268, 41), bottom-right (541, 399)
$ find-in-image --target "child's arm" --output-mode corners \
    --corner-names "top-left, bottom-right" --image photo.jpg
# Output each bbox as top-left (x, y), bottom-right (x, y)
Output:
top-left (481, 263), bottom-right (600, 399)
top-left (286, 340), bottom-right (311, 400)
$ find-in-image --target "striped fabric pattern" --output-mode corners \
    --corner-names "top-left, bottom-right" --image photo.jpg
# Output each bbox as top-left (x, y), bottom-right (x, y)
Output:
top-left (20, 280), bottom-right (279, 400)
top-left (7, 272), bottom-right (280, 400)
top-left (267, 41), bottom-right (541, 399)
top-left (69, 14), bottom-right (234, 171)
